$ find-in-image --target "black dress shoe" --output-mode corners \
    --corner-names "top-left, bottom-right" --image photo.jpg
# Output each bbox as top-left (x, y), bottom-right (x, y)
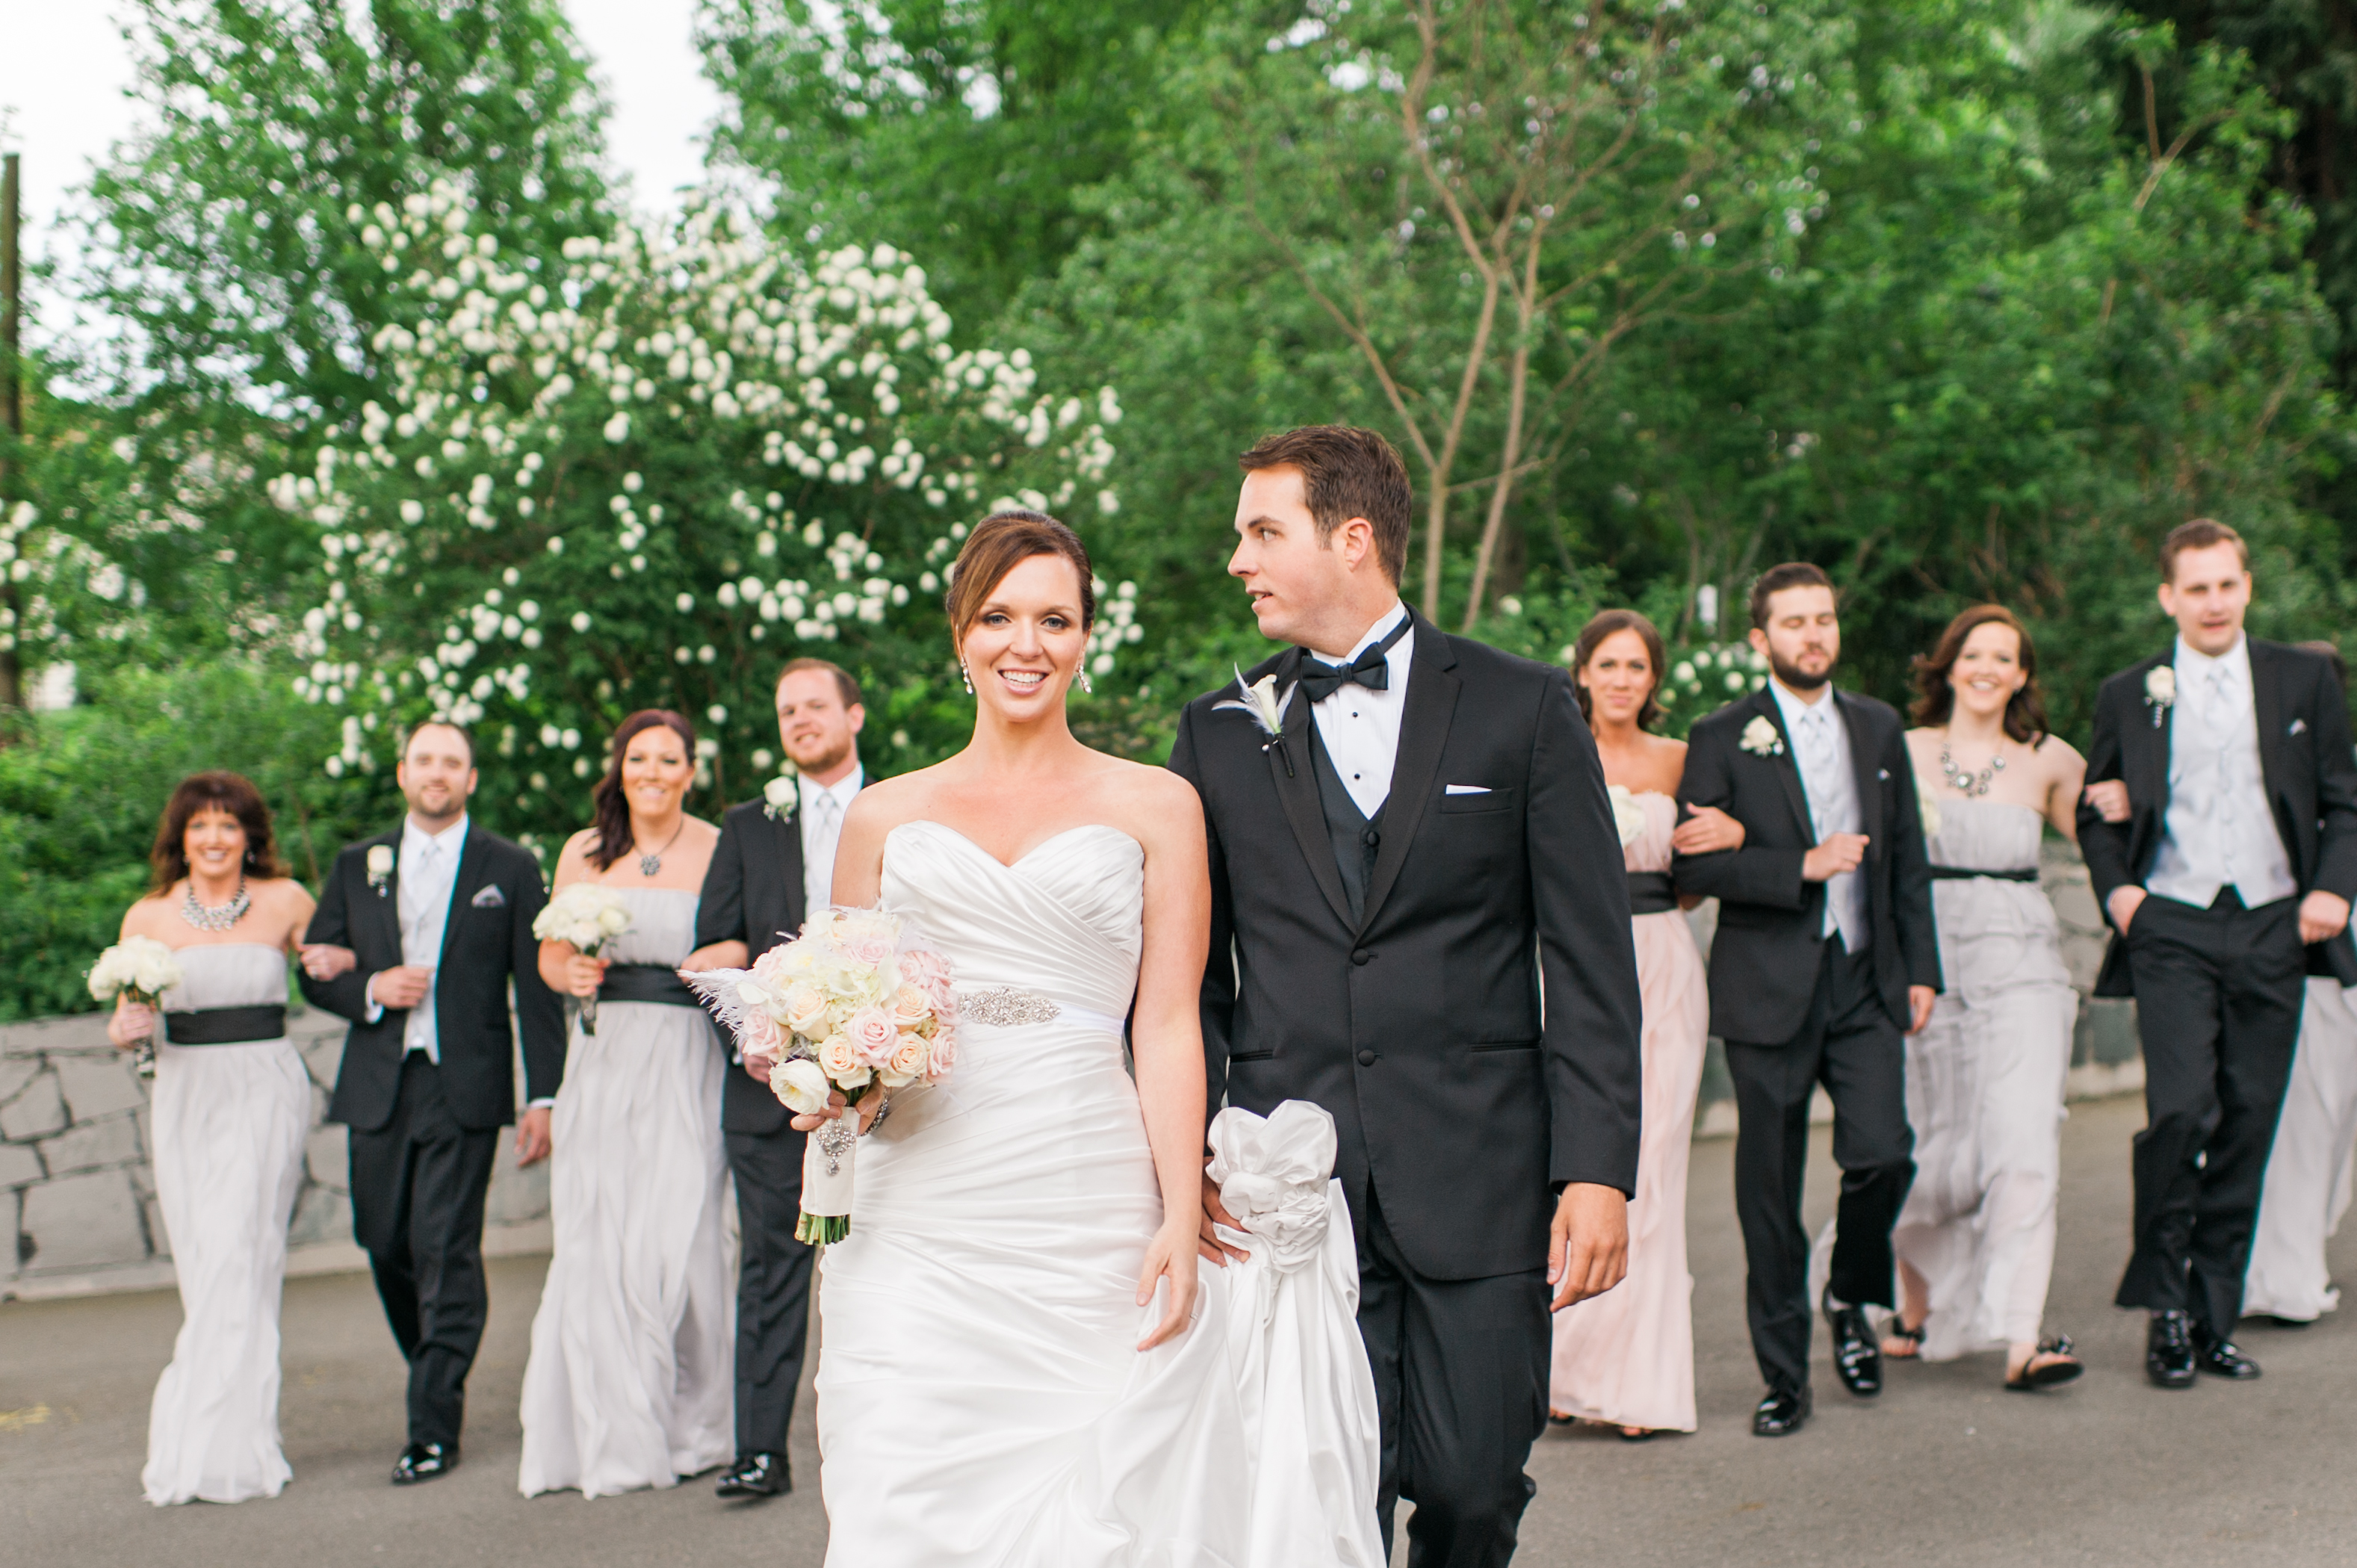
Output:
top-left (1752, 1386), bottom-right (1811, 1437)
top-left (2191, 1324), bottom-right (2262, 1380)
top-left (2146, 1310), bottom-right (2197, 1389)
top-left (1824, 1289), bottom-right (1882, 1397)
top-left (391, 1442), bottom-right (459, 1485)
top-left (716, 1451), bottom-right (791, 1499)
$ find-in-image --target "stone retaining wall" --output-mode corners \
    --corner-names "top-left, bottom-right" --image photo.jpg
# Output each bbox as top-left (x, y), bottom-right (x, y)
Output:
top-left (0, 1008), bottom-right (551, 1301)
top-left (4, 843), bottom-right (2141, 1298)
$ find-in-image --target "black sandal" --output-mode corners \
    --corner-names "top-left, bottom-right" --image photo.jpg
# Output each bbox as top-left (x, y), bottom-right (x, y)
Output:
top-left (2004, 1333), bottom-right (2084, 1391)
top-left (1883, 1317), bottom-right (1928, 1357)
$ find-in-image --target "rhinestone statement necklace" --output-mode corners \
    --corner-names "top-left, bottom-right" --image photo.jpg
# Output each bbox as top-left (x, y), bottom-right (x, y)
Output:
top-left (182, 876), bottom-right (252, 932)
top-left (1939, 738), bottom-right (2006, 799)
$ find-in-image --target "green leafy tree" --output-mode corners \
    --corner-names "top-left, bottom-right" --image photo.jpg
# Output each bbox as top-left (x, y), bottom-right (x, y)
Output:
top-left (277, 185), bottom-right (1140, 849)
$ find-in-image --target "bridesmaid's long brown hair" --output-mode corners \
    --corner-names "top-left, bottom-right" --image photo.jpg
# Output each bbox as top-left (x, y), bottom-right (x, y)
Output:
top-left (1570, 610), bottom-right (1669, 733)
top-left (1911, 605), bottom-right (2050, 745)
top-left (586, 710), bottom-right (697, 871)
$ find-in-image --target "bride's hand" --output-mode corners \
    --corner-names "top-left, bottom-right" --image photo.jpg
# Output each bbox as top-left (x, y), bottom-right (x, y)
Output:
top-left (789, 1090), bottom-right (883, 1135)
top-left (1136, 1220), bottom-right (1200, 1351)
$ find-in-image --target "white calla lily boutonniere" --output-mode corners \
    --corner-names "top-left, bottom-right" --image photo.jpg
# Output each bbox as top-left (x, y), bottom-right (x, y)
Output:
top-left (762, 769), bottom-right (799, 822)
top-left (2145, 665), bottom-right (2176, 729)
top-left (367, 843), bottom-right (396, 897)
top-left (1740, 714), bottom-right (1785, 757)
top-left (1213, 665), bottom-right (1301, 777)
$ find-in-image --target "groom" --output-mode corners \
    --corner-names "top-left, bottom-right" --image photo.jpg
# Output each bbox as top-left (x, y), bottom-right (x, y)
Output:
top-left (1171, 425), bottom-right (1642, 1568)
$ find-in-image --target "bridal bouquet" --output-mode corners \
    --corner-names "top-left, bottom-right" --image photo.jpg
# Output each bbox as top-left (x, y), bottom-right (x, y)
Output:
top-left (89, 935), bottom-right (184, 1079)
top-left (533, 883), bottom-right (633, 1035)
top-left (685, 908), bottom-right (957, 1243)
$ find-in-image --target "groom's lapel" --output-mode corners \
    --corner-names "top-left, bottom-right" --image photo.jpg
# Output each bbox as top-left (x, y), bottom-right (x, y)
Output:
top-left (1263, 646), bottom-right (1356, 930)
top-left (1359, 613), bottom-right (1460, 934)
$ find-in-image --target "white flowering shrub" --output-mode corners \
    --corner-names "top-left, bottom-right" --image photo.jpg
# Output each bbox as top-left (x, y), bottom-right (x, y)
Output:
top-left (276, 185), bottom-right (1136, 823)
top-left (0, 500), bottom-right (143, 665)
top-left (1662, 642), bottom-right (1769, 720)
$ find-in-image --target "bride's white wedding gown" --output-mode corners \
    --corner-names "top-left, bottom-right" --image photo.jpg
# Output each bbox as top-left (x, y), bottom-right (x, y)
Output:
top-left (815, 821), bottom-right (1381, 1567)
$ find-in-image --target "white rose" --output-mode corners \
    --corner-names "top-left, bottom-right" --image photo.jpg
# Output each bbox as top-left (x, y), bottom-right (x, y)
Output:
top-left (764, 775), bottom-right (796, 818)
top-left (769, 1056), bottom-right (832, 1115)
top-left (2146, 666), bottom-right (2176, 706)
top-left (367, 844), bottom-right (396, 881)
top-left (598, 903), bottom-right (631, 935)
top-left (784, 984), bottom-right (831, 1038)
top-left (1741, 714), bottom-right (1784, 756)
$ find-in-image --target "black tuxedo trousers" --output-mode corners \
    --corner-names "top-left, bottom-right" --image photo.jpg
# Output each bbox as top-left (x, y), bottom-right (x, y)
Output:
top-left (2114, 892), bottom-right (2305, 1330)
top-left (350, 1055), bottom-right (500, 1448)
top-left (1724, 943), bottom-right (1915, 1396)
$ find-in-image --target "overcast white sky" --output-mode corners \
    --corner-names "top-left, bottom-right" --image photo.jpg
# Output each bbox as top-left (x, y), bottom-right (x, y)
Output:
top-left (0, 1), bottom-right (723, 330)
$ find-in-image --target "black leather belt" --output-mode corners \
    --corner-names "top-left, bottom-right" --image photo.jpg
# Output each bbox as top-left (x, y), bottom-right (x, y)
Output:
top-left (1626, 870), bottom-right (1679, 915)
top-left (163, 1004), bottom-right (288, 1044)
top-left (598, 964), bottom-right (701, 1008)
top-left (1929, 865), bottom-right (2039, 883)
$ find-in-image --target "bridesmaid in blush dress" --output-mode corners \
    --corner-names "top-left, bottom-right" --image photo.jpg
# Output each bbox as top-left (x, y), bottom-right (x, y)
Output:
top-left (1548, 612), bottom-right (1745, 1438)
top-left (107, 772), bottom-right (357, 1505)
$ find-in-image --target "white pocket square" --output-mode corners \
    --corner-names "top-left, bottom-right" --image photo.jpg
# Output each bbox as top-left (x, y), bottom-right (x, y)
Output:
top-left (2291, 719), bottom-right (2308, 736)
top-left (1878, 769), bottom-right (1890, 781)
top-left (1443, 784), bottom-right (1493, 795)
top-left (471, 884), bottom-right (507, 908)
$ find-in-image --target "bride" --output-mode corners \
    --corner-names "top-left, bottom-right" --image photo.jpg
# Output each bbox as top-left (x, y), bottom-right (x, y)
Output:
top-left (796, 509), bottom-right (1380, 1565)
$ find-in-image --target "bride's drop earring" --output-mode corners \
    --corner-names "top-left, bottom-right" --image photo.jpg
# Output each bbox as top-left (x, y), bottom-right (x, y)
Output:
top-left (1077, 666), bottom-right (1093, 695)
top-left (960, 659), bottom-right (974, 695)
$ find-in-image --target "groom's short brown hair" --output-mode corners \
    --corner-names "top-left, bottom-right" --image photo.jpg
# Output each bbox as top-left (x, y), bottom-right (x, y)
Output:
top-left (1239, 426), bottom-right (1412, 585)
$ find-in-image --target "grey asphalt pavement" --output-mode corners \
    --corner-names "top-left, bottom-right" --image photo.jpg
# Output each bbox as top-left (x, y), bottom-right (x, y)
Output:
top-left (5, 1092), bottom-right (2356, 1567)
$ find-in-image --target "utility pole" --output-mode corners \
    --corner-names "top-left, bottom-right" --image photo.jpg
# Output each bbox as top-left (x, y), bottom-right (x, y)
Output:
top-left (1, 151), bottom-right (22, 714)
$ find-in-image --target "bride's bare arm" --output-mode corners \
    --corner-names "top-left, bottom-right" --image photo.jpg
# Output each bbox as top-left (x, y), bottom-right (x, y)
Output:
top-left (829, 790), bottom-right (894, 909)
top-left (1127, 768), bottom-right (1214, 1351)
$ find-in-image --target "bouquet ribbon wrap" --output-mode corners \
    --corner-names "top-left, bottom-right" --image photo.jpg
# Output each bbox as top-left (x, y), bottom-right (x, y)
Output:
top-left (799, 1113), bottom-right (859, 1243)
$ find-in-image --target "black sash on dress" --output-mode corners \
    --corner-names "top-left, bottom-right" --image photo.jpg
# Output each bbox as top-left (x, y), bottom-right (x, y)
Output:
top-left (163, 1004), bottom-right (288, 1044)
top-left (1624, 871), bottom-right (1679, 914)
top-left (1928, 865), bottom-right (2039, 883)
top-left (597, 963), bottom-right (701, 1008)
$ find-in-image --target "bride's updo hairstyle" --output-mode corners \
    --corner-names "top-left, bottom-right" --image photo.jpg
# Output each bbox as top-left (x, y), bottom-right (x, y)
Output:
top-left (944, 509), bottom-right (1097, 642)
top-left (587, 708), bottom-right (697, 870)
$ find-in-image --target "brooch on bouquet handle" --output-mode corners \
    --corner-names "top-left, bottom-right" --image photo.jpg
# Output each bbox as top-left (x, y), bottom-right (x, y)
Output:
top-left (684, 907), bottom-right (958, 1244)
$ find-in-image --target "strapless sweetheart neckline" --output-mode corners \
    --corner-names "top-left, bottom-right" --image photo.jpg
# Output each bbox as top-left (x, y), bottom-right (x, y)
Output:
top-left (887, 818), bottom-right (1143, 873)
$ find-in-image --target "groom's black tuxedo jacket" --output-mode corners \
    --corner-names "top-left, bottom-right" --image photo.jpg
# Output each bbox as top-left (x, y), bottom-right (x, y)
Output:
top-left (1672, 687), bottom-right (1941, 1045)
top-left (696, 790), bottom-right (857, 1135)
top-left (2076, 639), bottom-right (2357, 997)
top-left (1169, 610), bottom-right (1643, 1283)
top-left (302, 825), bottom-right (566, 1133)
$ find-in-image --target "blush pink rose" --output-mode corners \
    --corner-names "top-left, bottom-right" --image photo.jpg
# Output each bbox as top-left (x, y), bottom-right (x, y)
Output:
top-left (898, 949), bottom-right (953, 990)
top-left (846, 935), bottom-right (895, 970)
top-left (889, 983), bottom-right (933, 1028)
top-left (817, 1033), bottom-right (873, 1088)
top-left (846, 1005), bottom-right (899, 1067)
top-left (925, 1023), bottom-right (957, 1082)
top-left (738, 1007), bottom-right (784, 1070)
top-left (885, 1032), bottom-right (929, 1080)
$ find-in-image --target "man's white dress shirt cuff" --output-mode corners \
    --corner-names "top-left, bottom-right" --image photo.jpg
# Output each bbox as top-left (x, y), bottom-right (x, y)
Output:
top-left (363, 973), bottom-right (385, 1024)
top-left (527, 1097), bottom-right (555, 1109)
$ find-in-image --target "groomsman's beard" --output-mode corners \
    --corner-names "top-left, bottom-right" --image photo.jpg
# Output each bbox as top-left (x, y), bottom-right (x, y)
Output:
top-left (1768, 652), bottom-right (1835, 693)
top-left (787, 737), bottom-right (854, 777)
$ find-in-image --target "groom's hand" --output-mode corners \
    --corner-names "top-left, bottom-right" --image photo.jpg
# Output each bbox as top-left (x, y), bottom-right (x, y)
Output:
top-left (1548, 1183), bottom-right (1629, 1311)
top-left (1198, 1165), bottom-right (1250, 1268)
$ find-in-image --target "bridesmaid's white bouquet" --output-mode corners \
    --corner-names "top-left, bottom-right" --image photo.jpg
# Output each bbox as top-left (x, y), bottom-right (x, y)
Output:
top-left (533, 883), bottom-right (633, 1035)
top-left (685, 908), bottom-right (957, 1243)
top-left (89, 935), bottom-right (184, 1079)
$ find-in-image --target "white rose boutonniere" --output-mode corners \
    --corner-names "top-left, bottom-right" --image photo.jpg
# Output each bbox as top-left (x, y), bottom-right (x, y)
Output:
top-left (2145, 666), bottom-right (2176, 729)
top-left (366, 843), bottom-right (396, 896)
top-left (1740, 715), bottom-right (1785, 757)
top-left (1606, 784), bottom-right (1648, 849)
top-left (763, 773), bottom-right (798, 822)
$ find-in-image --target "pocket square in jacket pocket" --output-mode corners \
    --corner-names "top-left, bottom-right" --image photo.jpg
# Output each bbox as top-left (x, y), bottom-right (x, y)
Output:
top-left (1443, 784), bottom-right (1493, 795)
top-left (2291, 718), bottom-right (2308, 736)
top-left (1878, 769), bottom-right (1890, 781)
top-left (471, 884), bottom-right (507, 908)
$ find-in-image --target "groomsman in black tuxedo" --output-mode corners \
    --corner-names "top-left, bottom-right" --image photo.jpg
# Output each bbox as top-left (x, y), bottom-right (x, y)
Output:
top-left (301, 722), bottom-right (565, 1484)
top-left (1673, 563), bottom-right (1940, 1437)
top-left (683, 657), bottom-right (867, 1499)
top-left (2078, 518), bottom-right (2357, 1386)
top-left (1172, 426), bottom-right (1641, 1568)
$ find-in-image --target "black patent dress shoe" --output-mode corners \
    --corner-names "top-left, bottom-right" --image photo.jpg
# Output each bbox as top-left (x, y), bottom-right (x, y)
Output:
top-left (391, 1442), bottom-right (459, 1484)
top-left (1824, 1289), bottom-right (1882, 1397)
top-left (716, 1451), bottom-right (791, 1499)
top-left (2191, 1324), bottom-right (2262, 1380)
top-left (1752, 1386), bottom-right (1812, 1437)
top-left (2146, 1310), bottom-right (2197, 1389)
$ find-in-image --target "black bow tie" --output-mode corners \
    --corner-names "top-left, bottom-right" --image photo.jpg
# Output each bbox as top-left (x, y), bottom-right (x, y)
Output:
top-left (1298, 617), bottom-right (1410, 704)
